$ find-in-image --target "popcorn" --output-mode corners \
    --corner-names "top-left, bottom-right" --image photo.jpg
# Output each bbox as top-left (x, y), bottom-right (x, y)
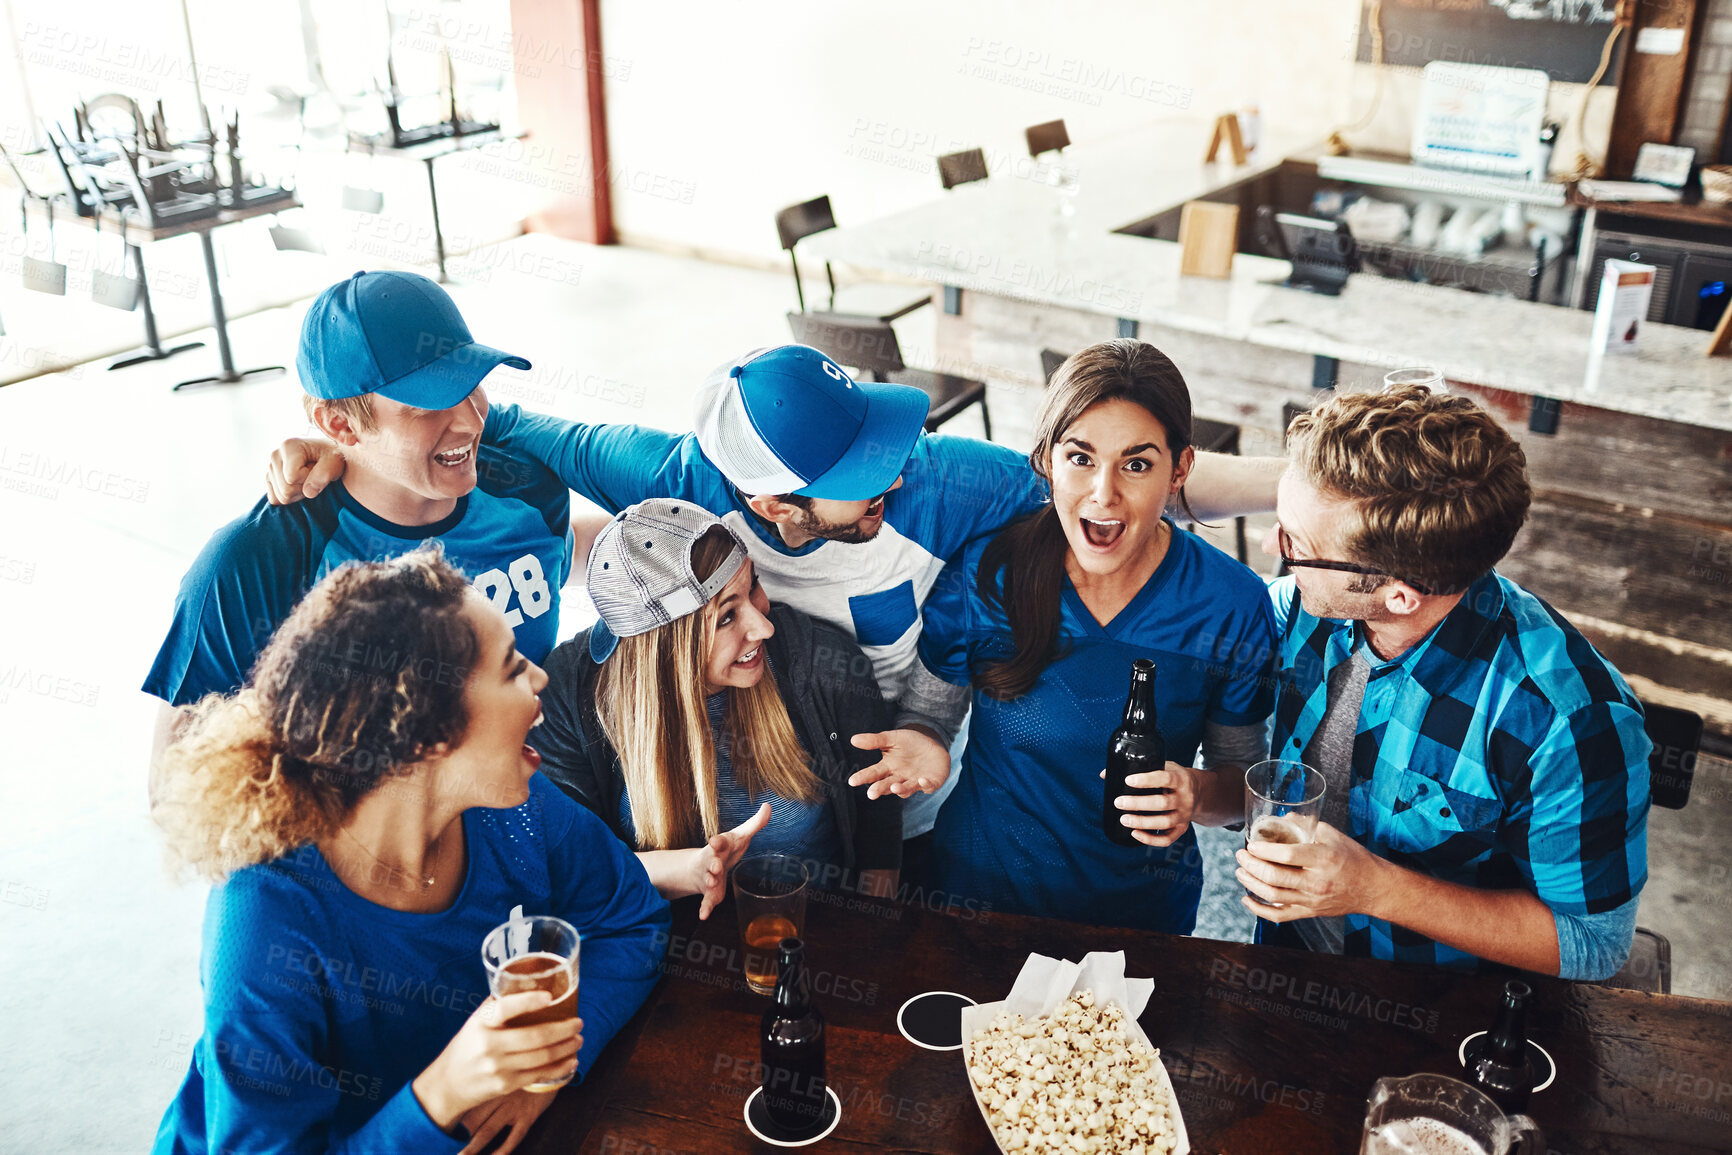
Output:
top-left (966, 991), bottom-right (1178, 1154)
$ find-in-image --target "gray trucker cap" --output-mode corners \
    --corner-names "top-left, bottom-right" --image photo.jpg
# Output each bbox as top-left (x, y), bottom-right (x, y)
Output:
top-left (585, 500), bottom-right (748, 662)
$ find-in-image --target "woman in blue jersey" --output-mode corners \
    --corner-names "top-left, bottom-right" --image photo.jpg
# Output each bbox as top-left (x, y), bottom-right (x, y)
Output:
top-left (150, 547), bottom-right (668, 1155)
top-left (534, 501), bottom-right (903, 910)
top-left (885, 339), bottom-right (1277, 932)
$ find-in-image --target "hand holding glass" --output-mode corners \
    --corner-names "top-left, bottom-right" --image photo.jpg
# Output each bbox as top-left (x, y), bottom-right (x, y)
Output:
top-left (1244, 760), bottom-right (1327, 909)
top-left (480, 915), bottom-right (581, 1092)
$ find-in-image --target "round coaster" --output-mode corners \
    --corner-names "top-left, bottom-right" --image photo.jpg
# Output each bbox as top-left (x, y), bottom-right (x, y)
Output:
top-left (743, 1084), bottom-right (843, 1147)
top-left (897, 991), bottom-right (977, 1051)
top-left (1457, 1031), bottom-right (1558, 1094)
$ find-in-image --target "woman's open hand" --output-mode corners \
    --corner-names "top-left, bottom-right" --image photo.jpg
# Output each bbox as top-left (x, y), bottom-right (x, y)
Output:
top-left (847, 729), bottom-right (950, 799)
top-left (694, 802), bottom-right (772, 920)
top-left (457, 1088), bottom-right (556, 1155)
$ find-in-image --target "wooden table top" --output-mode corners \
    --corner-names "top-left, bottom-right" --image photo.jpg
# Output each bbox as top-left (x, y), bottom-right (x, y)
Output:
top-left (522, 893), bottom-right (1732, 1154)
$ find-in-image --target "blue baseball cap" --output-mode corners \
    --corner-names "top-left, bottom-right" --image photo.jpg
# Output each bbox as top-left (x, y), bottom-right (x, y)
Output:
top-left (693, 345), bottom-right (929, 501)
top-left (296, 270), bottom-right (530, 409)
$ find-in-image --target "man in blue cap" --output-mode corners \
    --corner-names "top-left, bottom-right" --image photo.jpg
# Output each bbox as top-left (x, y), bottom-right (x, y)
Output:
top-left (144, 270), bottom-right (573, 791)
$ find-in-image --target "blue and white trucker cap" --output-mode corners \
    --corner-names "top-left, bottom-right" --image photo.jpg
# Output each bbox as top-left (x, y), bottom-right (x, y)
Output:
top-left (693, 344), bottom-right (929, 501)
top-left (296, 270), bottom-right (530, 409)
top-left (586, 500), bottom-right (749, 663)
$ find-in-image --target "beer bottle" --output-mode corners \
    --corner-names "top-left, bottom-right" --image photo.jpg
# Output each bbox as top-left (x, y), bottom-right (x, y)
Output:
top-left (1467, 980), bottom-right (1535, 1112)
top-left (1102, 659), bottom-right (1168, 847)
top-left (760, 937), bottom-right (827, 1132)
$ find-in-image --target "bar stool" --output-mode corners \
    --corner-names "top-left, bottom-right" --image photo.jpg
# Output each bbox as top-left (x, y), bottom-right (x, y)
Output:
top-left (1603, 703), bottom-right (1702, 994)
top-left (788, 311), bottom-right (991, 439)
top-left (1025, 119), bottom-right (1070, 157)
top-left (1042, 348), bottom-right (1245, 562)
top-left (937, 148), bottom-right (989, 190)
top-left (774, 195), bottom-right (931, 321)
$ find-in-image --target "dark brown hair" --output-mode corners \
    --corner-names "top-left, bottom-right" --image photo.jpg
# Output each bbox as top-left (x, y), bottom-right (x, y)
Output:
top-left (974, 340), bottom-right (1196, 700)
top-left (153, 546), bottom-right (480, 877)
top-left (1285, 384), bottom-right (1531, 596)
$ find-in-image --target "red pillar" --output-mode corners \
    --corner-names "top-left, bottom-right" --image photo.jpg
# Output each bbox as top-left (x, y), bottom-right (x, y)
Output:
top-left (509, 0), bottom-right (614, 243)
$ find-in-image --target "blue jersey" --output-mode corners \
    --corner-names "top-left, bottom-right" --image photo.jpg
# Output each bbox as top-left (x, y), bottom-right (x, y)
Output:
top-left (152, 775), bottom-right (669, 1155)
top-left (482, 404), bottom-right (1048, 837)
top-left (144, 445), bottom-right (572, 706)
top-left (919, 522), bottom-right (1277, 932)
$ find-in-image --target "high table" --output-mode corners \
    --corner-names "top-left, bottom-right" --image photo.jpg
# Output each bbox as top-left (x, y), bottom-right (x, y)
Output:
top-left (25, 193), bottom-right (299, 387)
top-left (345, 129), bottom-right (513, 283)
top-left (522, 895), bottom-right (1732, 1154)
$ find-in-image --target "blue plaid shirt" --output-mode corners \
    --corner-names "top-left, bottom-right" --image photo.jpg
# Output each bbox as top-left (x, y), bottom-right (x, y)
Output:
top-left (1269, 572), bottom-right (1651, 971)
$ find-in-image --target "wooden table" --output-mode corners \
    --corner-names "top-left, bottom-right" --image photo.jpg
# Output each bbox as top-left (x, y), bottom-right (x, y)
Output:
top-left (521, 894), bottom-right (1732, 1154)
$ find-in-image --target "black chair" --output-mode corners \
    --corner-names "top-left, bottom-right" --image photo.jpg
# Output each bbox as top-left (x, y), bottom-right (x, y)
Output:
top-left (774, 195), bottom-right (930, 321)
top-left (937, 148), bottom-right (989, 190)
top-left (1041, 348), bottom-right (1245, 562)
top-left (788, 311), bottom-right (991, 439)
top-left (1603, 702), bottom-right (1703, 994)
top-left (1026, 119), bottom-right (1070, 157)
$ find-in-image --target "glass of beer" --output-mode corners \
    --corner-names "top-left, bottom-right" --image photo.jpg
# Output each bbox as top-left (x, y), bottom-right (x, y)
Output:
top-left (734, 855), bottom-right (810, 995)
top-left (480, 914), bottom-right (580, 1091)
top-left (1361, 1073), bottom-right (1543, 1154)
top-left (1244, 760), bottom-right (1327, 909)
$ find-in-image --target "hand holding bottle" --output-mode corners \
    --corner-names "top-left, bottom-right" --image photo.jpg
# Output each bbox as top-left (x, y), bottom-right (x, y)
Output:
top-left (1102, 762), bottom-right (1201, 847)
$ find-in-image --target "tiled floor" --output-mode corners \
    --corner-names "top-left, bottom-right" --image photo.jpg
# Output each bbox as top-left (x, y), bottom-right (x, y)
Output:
top-left (1, 235), bottom-right (1725, 1154)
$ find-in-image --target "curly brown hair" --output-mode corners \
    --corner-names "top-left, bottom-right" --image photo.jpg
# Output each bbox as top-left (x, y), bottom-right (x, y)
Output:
top-left (1285, 384), bottom-right (1531, 596)
top-left (153, 547), bottom-right (479, 879)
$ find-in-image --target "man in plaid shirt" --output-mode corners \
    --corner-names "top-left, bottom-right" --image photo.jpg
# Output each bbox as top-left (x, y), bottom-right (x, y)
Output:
top-left (1235, 385), bottom-right (1651, 978)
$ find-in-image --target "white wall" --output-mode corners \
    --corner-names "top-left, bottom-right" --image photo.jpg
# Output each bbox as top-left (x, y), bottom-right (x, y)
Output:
top-left (599, 0), bottom-right (1365, 264)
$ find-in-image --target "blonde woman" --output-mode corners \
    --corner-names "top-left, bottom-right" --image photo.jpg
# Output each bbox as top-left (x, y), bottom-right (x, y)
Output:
top-left (150, 548), bottom-right (668, 1155)
top-left (535, 501), bottom-right (902, 913)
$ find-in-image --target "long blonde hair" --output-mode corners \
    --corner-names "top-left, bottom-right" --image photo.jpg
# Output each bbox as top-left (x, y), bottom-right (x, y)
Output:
top-left (594, 527), bottom-right (818, 849)
top-left (152, 548), bottom-right (479, 880)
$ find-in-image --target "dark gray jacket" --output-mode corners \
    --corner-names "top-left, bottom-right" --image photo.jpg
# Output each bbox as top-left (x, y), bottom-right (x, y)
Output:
top-left (535, 603), bottom-right (902, 874)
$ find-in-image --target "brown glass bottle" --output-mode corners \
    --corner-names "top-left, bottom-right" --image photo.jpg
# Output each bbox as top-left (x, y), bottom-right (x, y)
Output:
top-left (1467, 980), bottom-right (1535, 1113)
top-left (760, 937), bottom-right (827, 1131)
top-left (1102, 659), bottom-right (1167, 847)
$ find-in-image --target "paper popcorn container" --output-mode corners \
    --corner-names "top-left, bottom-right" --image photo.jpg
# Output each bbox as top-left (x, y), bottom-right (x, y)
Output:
top-left (959, 951), bottom-right (1190, 1154)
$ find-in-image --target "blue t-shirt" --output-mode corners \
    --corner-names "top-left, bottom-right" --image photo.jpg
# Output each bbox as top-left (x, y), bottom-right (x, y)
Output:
top-left (153, 775), bottom-right (670, 1155)
top-left (482, 403), bottom-right (1049, 837)
top-left (144, 446), bottom-right (573, 706)
top-left (920, 522), bottom-right (1277, 932)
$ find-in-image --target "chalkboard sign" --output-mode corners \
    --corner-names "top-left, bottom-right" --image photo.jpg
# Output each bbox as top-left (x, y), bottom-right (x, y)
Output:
top-left (1356, 0), bottom-right (1624, 86)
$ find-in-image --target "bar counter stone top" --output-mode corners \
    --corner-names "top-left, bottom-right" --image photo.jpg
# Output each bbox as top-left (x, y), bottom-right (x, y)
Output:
top-left (804, 119), bottom-right (1732, 433)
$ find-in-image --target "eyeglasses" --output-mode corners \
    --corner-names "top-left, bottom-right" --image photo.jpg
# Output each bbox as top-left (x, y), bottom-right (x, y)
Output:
top-left (1276, 524), bottom-right (1435, 597)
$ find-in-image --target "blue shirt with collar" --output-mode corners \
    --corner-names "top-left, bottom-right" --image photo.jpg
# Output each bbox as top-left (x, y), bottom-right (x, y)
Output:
top-left (1268, 571), bottom-right (1651, 972)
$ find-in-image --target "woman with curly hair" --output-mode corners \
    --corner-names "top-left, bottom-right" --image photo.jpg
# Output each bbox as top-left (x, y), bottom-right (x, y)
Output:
top-left (150, 546), bottom-right (668, 1155)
